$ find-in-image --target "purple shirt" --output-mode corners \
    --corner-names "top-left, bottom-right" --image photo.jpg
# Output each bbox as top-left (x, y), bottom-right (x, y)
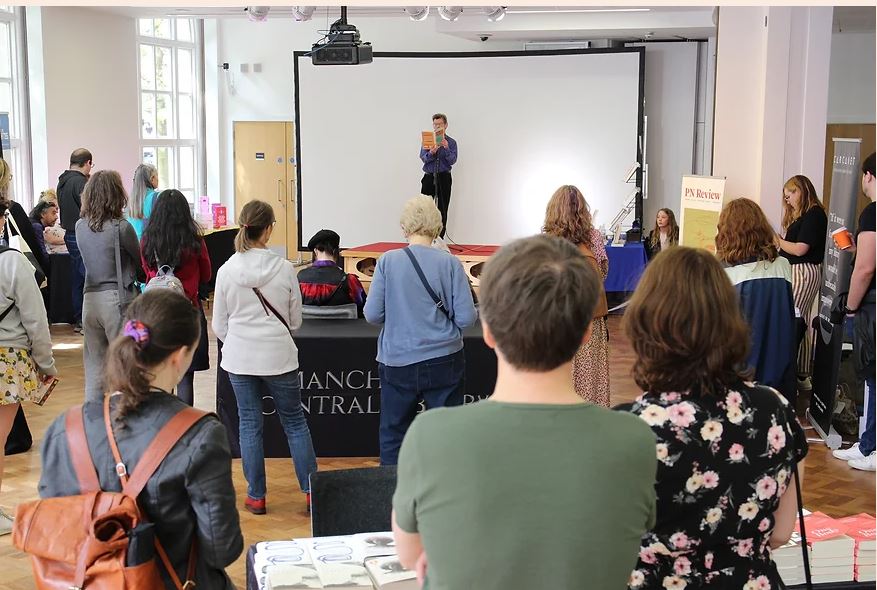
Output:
top-left (420, 135), bottom-right (458, 174)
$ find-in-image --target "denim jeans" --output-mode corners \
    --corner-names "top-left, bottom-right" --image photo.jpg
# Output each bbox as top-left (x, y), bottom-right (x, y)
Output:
top-left (861, 378), bottom-right (875, 455)
top-left (378, 350), bottom-right (465, 465)
top-left (227, 371), bottom-right (318, 498)
top-left (64, 232), bottom-right (85, 324)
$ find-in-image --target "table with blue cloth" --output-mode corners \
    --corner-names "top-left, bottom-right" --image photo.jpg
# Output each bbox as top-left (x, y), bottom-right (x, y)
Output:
top-left (604, 242), bottom-right (648, 293)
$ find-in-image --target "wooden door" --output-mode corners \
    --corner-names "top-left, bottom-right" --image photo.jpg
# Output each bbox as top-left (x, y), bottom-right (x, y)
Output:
top-left (233, 121), bottom-right (290, 257)
top-left (284, 121), bottom-right (301, 261)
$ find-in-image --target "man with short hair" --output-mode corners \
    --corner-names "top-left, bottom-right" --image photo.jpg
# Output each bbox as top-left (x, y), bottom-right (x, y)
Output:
top-left (419, 113), bottom-right (457, 238)
top-left (392, 234), bottom-right (657, 590)
top-left (57, 148), bottom-right (93, 333)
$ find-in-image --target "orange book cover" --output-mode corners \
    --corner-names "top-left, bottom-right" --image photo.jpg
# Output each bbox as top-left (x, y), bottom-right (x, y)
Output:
top-left (421, 131), bottom-right (436, 149)
top-left (837, 514), bottom-right (876, 551)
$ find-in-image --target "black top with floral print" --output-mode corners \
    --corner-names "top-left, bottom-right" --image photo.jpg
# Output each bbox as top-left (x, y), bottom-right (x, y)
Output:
top-left (618, 381), bottom-right (808, 590)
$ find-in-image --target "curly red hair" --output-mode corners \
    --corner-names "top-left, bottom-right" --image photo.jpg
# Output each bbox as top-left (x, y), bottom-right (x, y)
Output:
top-left (715, 198), bottom-right (778, 265)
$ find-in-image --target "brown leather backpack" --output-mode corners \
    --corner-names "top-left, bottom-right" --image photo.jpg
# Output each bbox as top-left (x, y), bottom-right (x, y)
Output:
top-left (12, 396), bottom-right (206, 589)
top-left (578, 243), bottom-right (609, 319)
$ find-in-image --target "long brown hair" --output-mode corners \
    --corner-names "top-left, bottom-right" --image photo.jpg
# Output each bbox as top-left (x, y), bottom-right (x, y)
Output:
top-left (80, 170), bottom-right (127, 232)
top-left (716, 198), bottom-right (778, 265)
top-left (542, 185), bottom-right (595, 248)
top-left (781, 174), bottom-right (823, 232)
top-left (623, 247), bottom-right (751, 397)
top-left (105, 289), bottom-right (200, 423)
top-left (235, 200), bottom-right (275, 253)
top-left (649, 208), bottom-right (679, 249)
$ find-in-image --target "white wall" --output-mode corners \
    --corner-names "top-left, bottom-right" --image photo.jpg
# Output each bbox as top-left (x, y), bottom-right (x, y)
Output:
top-left (35, 8), bottom-right (139, 194)
top-left (827, 31), bottom-right (876, 124)
top-left (208, 16), bottom-right (522, 216)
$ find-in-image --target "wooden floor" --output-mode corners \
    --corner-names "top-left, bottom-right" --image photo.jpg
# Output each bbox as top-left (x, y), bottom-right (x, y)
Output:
top-left (0, 315), bottom-right (874, 589)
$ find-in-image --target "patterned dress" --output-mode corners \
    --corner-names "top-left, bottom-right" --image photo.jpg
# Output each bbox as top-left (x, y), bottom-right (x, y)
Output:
top-left (1, 347), bottom-right (41, 405)
top-left (620, 382), bottom-right (807, 590)
top-left (573, 229), bottom-right (610, 406)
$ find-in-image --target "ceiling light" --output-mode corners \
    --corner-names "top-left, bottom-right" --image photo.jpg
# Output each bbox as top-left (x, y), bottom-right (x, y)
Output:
top-left (293, 6), bottom-right (316, 21)
top-left (245, 6), bottom-right (270, 22)
top-left (404, 7), bottom-right (430, 21)
top-left (506, 8), bottom-right (651, 14)
top-left (438, 6), bottom-right (463, 21)
top-left (484, 6), bottom-right (506, 22)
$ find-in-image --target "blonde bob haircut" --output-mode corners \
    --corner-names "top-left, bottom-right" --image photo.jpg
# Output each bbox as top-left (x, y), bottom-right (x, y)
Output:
top-left (400, 195), bottom-right (443, 240)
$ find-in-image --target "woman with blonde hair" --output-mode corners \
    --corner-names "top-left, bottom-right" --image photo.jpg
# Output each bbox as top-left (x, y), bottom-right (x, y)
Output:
top-left (543, 185), bottom-right (610, 406)
top-left (645, 208), bottom-right (678, 260)
top-left (619, 247), bottom-right (807, 590)
top-left (776, 175), bottom-right (826, 391)
top-left (364, 195), bottom-right (477, 465)
top-left (0, 160), bottom-right (49, 273)
top-left (127, 163), bottom-right (159, 240)
top-left (717, 198), bottom-right (797, 402)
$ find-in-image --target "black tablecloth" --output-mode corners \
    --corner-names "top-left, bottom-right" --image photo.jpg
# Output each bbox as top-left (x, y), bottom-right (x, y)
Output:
top-left (204, 228), bottom-right (237, 292)
top-left (48, 253), bottom-right (74, 324)
top-left (217, 319), bottom-right (497, 458)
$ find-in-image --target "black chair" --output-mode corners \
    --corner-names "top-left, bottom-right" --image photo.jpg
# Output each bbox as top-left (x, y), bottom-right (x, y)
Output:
top-left (310, 466), bottom-right (397, 537)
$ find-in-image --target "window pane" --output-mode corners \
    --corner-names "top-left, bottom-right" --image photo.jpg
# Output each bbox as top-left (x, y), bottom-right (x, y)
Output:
top-left (176, 19), bottom-right (193, 42)
top-left (154, 46), bottom-right (172, 91)
top-left (142, 147), bottom-right (156, 167)
top-left (139, 45), bottom-right (155, 90)
top-left (0, 22), bottom-right (10, 79)
top-left (153, 18), bottom-right (172, 40)
top-left (178, 94), bottom-right (194, 139)
top-left (141, 92), bottom-right (156, 138)
top-left (155, 146), bottom-right (174, 189)
top-left (177, 48), bottom-right (192, 94)
top-left (155, 93), bottom-right (173, 138)
top-left (179, 145), bottom-right (194, 191)
top-left (139, 19), bottom-right (153, 37)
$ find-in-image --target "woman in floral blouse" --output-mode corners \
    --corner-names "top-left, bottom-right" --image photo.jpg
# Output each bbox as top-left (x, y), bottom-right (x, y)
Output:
top-left (619, 246), bottom-right (807, 590)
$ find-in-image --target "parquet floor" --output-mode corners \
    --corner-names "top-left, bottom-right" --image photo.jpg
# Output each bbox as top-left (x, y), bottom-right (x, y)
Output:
top-left (0, 315), bottom-right (873, 589)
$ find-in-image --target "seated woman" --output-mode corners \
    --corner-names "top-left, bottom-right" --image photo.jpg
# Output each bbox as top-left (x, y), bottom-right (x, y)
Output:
top-left (297, 229), bottom-right (366, 315)
top-left (716, 198), bottom-right (797, 403)
top-left (28, 201), bottom-right (61, 260)
top-left (618, 246), bottom-right (807, 590)
top-left (645, 208), bottom-right (679, 260)
top-left (38, 289), bottom-right (243, 588)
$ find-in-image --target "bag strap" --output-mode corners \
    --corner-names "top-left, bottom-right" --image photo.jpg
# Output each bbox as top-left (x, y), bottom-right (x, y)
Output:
top-left (0, 247), bottom-right (15, 323)
top-left (253, 287), bottom-right (292, 333)
top-left (793, 460), bottom-right (813, 590)
top-left (113, 220), bottom-right (125, 304)
top-left (102, 395), bottom-right (205, 590)
top-left (64, 406), bottom-right (101, 493)
top-left (403, 247), bottom-right (450, 319)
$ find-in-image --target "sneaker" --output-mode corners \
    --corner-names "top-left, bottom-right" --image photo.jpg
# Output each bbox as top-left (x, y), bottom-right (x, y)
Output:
top-left (849, 452), bottom-right (877, 472)
top-left (0, 508), bottom-right (13, 536)
top-left (833, 443), bottom-right (866, 462)
top-left (73, 322), bottom-right (83, 335)
top-left (244, 497), bottom-right (266, 515)
top-left (797, 376), bottom-right (812, 391)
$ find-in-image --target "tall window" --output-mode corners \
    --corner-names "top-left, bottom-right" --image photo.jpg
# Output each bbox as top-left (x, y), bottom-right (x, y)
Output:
top-left (0, 7), bottom-right (31, 206)
top-left (138, 18), bottom-right (199, 202)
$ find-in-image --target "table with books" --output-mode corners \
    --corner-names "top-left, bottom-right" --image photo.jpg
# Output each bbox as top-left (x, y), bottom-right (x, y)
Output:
top-left (247, 532), bottom-right (417, 590)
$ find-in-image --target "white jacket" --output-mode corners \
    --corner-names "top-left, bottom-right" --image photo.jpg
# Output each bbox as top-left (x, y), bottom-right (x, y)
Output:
top-left (212, 248), bottom-right (302, 376)
top-left (0, 249), bottom-right (57, 375)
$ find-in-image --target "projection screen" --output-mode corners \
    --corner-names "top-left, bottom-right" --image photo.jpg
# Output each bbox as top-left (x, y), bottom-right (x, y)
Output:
top-left (295, 48), bottom-right (643, 249)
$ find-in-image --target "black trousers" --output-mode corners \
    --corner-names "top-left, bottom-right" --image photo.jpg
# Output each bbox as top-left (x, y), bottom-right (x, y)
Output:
top-left (421, 171), bottom-right (452, 238)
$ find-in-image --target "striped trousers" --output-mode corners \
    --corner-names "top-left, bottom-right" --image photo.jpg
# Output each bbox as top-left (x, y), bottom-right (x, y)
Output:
top-left (792, 262), bottom-right (822, 376)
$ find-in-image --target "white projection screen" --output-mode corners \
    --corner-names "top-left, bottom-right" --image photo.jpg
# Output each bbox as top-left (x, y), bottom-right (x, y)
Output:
top-left (295, 49), bottom-right (643, 249)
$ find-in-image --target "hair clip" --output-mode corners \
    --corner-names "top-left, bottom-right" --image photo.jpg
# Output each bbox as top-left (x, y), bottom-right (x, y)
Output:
top-left (123, 320), bottom-right (150, 348)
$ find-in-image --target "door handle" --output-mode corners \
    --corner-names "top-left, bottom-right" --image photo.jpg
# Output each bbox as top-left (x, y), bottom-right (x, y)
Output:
top-left (290, 179), bottom-right (296, 205)
top-left (277, 179), bottom-right (286, 208)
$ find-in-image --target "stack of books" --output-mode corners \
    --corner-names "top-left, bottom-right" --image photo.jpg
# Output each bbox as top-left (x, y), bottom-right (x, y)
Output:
top-left (773, 531), bottom-right (809, 586)
top-left (799, 512), bottom-right (855, 584)
top-left (251, 533), bottom-right (417, 590)
top-left (838, 513), bottom-right (876, 582)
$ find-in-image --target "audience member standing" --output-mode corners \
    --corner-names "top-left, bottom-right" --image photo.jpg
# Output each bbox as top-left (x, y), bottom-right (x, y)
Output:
top-left (0, 160), bottom-right (49, 274)
top-left (57, 148), bottom-right (93, 333)
top-left (543, 185), bottom-right (610, 406)
top-left (76, 170), bottom-right (144, 401)
top-left (776, 175), bottom-right (827, 392)
top-left (619, 247), bottom-right (807, 590)
top-left (127, 163), bottom-right (159, 241)
top-left (212, 200), bottom-right (317, 515)
top-left (392, 235), bottom-right (656, 590)
top-left (364, 196), bottom-right (477, 465)
top-left (141, 189), bottom-right (211, 406)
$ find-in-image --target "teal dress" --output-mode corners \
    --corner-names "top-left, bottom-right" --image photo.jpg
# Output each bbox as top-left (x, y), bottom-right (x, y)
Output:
top-left (126, 188), bottom-right (158, 241)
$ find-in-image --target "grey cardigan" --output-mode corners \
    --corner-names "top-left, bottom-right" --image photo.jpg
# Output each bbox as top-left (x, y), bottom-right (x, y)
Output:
top-left (39, 393), bottom-right (243, 589)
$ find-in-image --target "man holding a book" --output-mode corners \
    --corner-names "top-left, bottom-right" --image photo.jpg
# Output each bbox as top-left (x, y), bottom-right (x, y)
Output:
top-left (391, 235), bottom-right (656, 590)
top-left (419, 113), bottom-right (457, 239)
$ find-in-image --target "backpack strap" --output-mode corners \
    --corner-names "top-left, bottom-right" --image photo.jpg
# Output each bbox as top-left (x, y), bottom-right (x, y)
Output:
top-left (64, 406), bottom-right (101, 493)
top-left (102, 395), bottom-right (207, 590)
top-left (403, 246), bottom-right (451, 319)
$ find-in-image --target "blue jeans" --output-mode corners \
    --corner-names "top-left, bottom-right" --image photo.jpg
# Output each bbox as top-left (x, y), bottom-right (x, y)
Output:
top-left (861, 378), bottom-right (875, 455)
top-left (64, 232), bottom-right (84, 324)
top-left (379, 350), bottom-right (465, 465)
top-left (227, 371), bottom-right (318, 498)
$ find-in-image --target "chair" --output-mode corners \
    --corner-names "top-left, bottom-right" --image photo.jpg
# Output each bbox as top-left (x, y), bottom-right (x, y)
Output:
top-left (310, 466), bottom-right (397, 537)
top-left (301, 303), bottom-right (358, 319)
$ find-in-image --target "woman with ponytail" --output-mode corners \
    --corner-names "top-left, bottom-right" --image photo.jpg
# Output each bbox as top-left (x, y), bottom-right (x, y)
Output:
top-left (127, 163), bottom-right (159, 240)
top-left (38, 289), bottom-right (243, 589)
top-left (212, 200), bottom-right (317, 515)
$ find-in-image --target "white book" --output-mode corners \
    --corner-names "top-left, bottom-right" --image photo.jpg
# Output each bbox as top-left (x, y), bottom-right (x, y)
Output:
top-left (811, 564), bottom-right (855, 584)
top-left (306, 537), bottom-right (372, 589)
top-left (856, 565), bottom-right (876, 582)
top-left (363, 555), bottom-right (418, 590)
top-left (267, 564), bottom-right (323, 589)
top-left (255, 541), bottom-right (314, 590)
top-left (811, 555), bottom-right (855, 568)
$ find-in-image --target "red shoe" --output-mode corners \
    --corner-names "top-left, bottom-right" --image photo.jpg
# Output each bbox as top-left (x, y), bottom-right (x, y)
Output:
top-left (306, 493), bottom-right (311, 515)
top-left (245, 497), bottom-right (266, 515)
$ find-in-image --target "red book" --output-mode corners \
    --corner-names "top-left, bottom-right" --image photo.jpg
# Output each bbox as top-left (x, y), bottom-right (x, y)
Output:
top-left (838, 514), bottom-right (876, 552)
top-left (797, 512), bottom-right (855, 561)
top-left (213, 205), bottom-right (227, 229)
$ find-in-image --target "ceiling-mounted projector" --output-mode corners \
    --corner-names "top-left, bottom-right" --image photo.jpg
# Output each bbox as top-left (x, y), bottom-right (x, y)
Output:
top-left (311, 6), bottom-right (372, 65)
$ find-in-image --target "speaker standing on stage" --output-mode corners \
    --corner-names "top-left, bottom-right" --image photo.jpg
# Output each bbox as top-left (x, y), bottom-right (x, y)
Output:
top-left (420, 113), bottom-right (457, 239)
